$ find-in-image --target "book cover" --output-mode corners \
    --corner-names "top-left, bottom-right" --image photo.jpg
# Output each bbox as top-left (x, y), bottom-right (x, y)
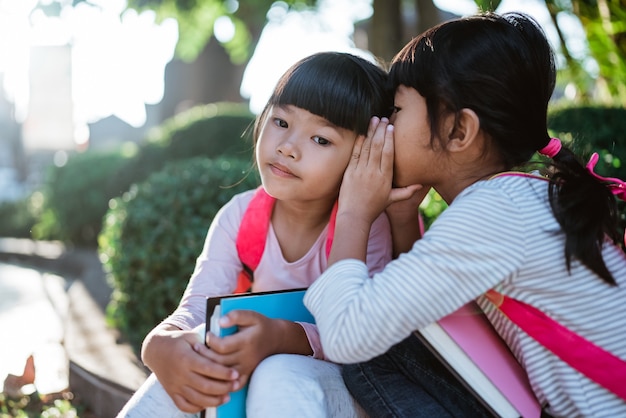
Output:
top-left (203, 288), bottom-right (314, 418)
top-left (418, 301), bottom-right (541, 418)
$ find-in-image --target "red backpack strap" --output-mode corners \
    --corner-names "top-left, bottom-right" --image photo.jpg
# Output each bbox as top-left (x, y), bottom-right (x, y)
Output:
top-left (234, 187), bottom-right (275, 293)
top-left (325, 200), bottom-right (338, 259)
top-left (486, 289), bottom-right (626, 400)
top-left (234, 187), bottom-right (337, 293)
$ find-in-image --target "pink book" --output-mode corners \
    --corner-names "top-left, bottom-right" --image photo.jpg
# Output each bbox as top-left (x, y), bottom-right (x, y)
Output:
top-left (417, 301), bottom-right (542, 417)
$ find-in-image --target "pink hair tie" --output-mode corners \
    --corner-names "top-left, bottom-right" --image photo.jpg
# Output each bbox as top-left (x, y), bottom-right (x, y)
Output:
top-left (586, 153), bottom-right (626, 201)
top-left (539, 137), bottom-right (562, 158)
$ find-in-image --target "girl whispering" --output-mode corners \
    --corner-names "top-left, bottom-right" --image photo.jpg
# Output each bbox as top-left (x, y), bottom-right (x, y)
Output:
top-left (305, 12), bottom-right (626, 418)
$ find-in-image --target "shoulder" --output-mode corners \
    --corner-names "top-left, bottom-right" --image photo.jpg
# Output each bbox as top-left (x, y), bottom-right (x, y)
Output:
top-left (435, 177), bottom-right (536, 236)
top-left (224, 188), bottom-right (258, 209)
top-left (432, 175), bottom-right (552, 247)
top-left (213, 188), bottom-right (259, 228)
top-left (454, 174), bottom-right (547, 215)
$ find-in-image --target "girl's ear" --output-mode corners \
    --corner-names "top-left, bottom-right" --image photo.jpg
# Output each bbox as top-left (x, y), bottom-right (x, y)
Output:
top-left (446, 108), bottom-right (480, 152)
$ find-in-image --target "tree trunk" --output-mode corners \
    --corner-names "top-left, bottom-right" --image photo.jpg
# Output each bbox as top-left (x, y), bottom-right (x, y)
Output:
top-left (370, 0), bottom-right (403, 62)
top-left (415, 0), bottom-right (449, 34)
top-left (159, 38), bottom-right (247, 121)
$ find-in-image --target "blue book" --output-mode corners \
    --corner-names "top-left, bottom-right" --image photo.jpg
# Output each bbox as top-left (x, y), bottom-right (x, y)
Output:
top-left (202, 288), bottom-right (314, 418)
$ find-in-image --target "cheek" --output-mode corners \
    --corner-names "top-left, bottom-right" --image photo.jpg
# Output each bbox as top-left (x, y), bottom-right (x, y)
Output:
top-left (256, 134), bottom-right (272, 158)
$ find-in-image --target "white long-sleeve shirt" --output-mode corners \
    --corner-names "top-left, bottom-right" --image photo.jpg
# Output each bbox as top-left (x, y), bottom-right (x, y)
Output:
top-left (305, 174), bottom-right (626, 417)
top-left (164, 188), bottom-right (392, 359)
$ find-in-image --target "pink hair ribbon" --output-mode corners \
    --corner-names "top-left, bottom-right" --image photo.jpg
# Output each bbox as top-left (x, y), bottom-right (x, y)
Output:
top-left (586, 153), bottom-right (626, 201)
top-left (538, 137), bottom-right (562, 158)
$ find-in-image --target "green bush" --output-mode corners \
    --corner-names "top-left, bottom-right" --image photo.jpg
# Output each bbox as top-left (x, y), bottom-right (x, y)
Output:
top-left (99, 157), bottom-right (260, 350)
top-left (548, 104), bottom-right (626, 232)
top-left (30, 102), bottom-right (255, 247)
top-left (0, 197), bottom-right (38, 238)
top-left (31, 148), bottom-right (134, 246)
top-left (108, 102), bottom-right (256, 199)
top-left (548, 105), bottom-right (626, 179)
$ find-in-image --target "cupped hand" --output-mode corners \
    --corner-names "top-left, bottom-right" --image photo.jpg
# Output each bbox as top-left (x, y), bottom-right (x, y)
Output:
top-left (340, 117), bottom-right (422, 226)
top-left (142, 325), bottom-right (240, 413)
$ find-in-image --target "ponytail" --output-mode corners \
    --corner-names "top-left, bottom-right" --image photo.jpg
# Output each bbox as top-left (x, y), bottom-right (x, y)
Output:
top-left (542, 140), bottom-right (623, 285)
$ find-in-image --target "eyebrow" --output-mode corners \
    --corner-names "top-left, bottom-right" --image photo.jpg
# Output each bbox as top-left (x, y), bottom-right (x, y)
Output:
top-left (278, 104), bottom-right (341, 130)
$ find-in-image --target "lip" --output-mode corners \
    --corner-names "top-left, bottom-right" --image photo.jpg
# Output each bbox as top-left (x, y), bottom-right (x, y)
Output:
top-left (269, 162), bottom-right (298, 178)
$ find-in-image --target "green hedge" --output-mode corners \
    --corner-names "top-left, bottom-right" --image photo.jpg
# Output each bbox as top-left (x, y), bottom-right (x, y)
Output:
top-left (107, 102), bottom-right (256, 197)
top-left (548, 105), bottom-right (626, 232)
top-left (0, 197), bottom-right (38, 238)
top-left (99, 157), bottom-right (260, 350)
top-left (548, 105), bottom-right (626, 179)
top-left (31, 149), bottom-right (133, 245)
top-left (30, 102), bottom-right (256, 246)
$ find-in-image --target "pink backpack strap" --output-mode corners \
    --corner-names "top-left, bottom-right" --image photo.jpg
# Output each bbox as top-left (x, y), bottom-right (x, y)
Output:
top-left (234, 186), bottom-right (337, 293)
top-left (234, 187), bottom-right (275, 293)
top-left (486, 290), bottom-right (626, 400)
top-left (325, 200), bottom-right (338, 259)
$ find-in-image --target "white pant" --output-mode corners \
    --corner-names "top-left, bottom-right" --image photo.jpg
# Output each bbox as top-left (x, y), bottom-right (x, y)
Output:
top-left (247, 354), bottom-right (367, 418)
top-left (116, 355), bottom-right (366, 418)
top-left (116, 373), bottom-right (198, 418)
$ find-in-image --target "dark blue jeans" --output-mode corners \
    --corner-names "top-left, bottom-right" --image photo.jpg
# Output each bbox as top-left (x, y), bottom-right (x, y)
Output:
top-left (342, 333), bottom-right (494, 418)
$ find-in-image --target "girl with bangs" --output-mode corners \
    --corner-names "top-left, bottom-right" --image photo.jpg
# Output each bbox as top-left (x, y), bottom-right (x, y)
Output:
top-left (118, 51), bottom-right (394, 418)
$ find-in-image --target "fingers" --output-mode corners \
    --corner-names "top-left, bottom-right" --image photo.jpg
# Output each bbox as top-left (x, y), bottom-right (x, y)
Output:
top-left (361, 117), bottom-right (392, 169)
top-left (168, 353), bottom-right (240, 412)
top-left (359, 116), bottom-right (380, 164)
top-left (172, 374), bottom-right (235, 412)
top-left (351, 134), bottom-right (365, 164)
top-left (389, 184), bottom-right (423, 204)
top-left (380, 123), bottom-right (395, 176)
top-left (219, 309), bottom-right (262, 329)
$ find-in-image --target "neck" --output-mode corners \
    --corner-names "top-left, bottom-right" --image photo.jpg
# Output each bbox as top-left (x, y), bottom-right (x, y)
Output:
top-left (273, 198), bottom-right (335, 229)
top-left (272, 198), bottom-right (336, 263)
top-left (436, 163), bottom-right (506, 204)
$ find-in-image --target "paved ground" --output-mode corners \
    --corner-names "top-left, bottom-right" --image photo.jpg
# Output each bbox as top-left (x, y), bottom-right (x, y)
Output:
top-left (0, 238), bottom-right (149, 417)
top-left (0, 262), bottom-right (68, 395)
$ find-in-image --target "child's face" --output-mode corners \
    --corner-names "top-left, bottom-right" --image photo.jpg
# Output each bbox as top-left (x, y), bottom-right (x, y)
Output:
top-left (390, 85), bottom-right (442, 188)
top-left (256, 105), bottom-right (358, 203)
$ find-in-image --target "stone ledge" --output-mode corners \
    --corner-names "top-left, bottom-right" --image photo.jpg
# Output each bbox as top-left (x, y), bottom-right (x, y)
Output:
top-left (0, 238), bottom-right (149, 418)
top-left (69, 360), bottom-right (136, 418)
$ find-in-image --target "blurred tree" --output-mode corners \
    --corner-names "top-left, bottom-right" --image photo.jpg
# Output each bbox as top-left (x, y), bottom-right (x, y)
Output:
top-left (62, 0), bottom-right (451, 116)
top-left (368, 0), bottom-right (460, 62)
top-left (545, 0), bottom-right (626, 104)
top-left (42, 0), bottom-right (626, 109)
top-left (119, 0), bottom-right (448, 64)
top-left (121, 0), bottom-right (313, 64)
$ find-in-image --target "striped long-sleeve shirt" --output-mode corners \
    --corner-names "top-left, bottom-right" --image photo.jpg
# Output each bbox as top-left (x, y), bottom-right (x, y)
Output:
top-left (305, 174), bottom-right (626, 417)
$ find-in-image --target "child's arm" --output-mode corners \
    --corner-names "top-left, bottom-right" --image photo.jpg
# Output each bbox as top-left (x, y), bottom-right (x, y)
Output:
top-left (385, 188), bottom-right (429, 257)
top-left (141, 323), bottom-right (240, 413)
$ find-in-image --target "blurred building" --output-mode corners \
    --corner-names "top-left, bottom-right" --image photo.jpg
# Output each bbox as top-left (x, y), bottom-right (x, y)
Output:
top-left (0, 74), bottom-right (26, 202)
top-left (22, 46), bottom-right (74, 152)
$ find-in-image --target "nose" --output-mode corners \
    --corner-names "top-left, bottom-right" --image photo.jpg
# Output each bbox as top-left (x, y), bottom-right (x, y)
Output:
top-left (277, 135), bottom-right (299, 159)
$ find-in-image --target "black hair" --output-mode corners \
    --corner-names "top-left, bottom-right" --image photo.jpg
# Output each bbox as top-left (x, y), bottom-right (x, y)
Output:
top-left (253, 52), bottom-right (393, 141)
top-left (390, 12), bottom-right (621, 285)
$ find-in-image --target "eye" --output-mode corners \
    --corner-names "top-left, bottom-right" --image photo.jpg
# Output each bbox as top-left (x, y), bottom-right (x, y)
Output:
top-left (392, 105), bottom-right (401, 114)
top-left (273, 118), bottom-right (288, 128)
top-left (312, 136), bottom-right (331, 146)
